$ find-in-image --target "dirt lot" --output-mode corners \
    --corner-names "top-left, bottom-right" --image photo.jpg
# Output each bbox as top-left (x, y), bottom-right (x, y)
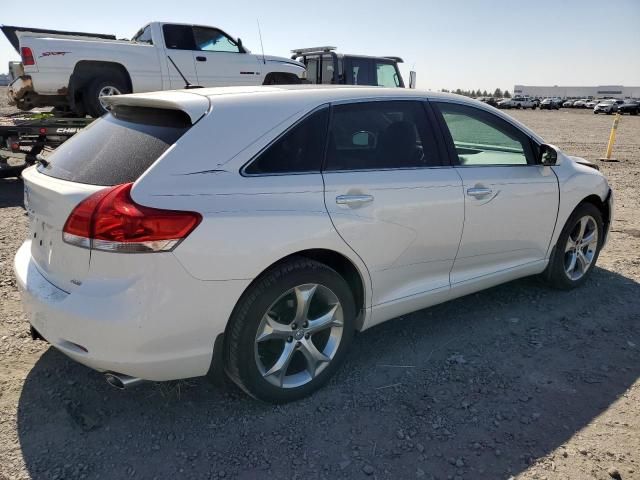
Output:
top-left (1, 90), bottom-right (639, 480)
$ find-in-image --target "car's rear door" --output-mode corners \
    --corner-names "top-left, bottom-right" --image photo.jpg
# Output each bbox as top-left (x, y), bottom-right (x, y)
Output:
top-left (322, 99), bottom-right (464, 317)
top-left (432, 101), bottom-right (559, 285)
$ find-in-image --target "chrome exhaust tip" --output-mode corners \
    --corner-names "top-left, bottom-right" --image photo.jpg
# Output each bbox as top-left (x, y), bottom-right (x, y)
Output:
top-left (104, 372), bottom-right (145, 389)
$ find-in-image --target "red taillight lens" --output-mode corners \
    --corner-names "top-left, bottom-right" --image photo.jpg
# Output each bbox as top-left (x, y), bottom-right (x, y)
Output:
top-left (63, 183), bottom-right (201, 253)
top-left (21, 47), bottom-right (35, 66)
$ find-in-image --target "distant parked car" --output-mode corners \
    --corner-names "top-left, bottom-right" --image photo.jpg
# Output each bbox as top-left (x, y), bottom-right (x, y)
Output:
top-left (617, 100), bottom-right (639, 115)
top-left (563, 100), bottom-right (576, 108)
top-left (572, 99), bottom-right (589, 108)
top-left (594, 99), bottom-right (622, 114)
top-left (479, 97), bottom-right (499, 107)
top-left (540, 98), bottom-right (560, 110)
top-left (585, 100), bottom-right (599, 109)
top-left (497, 96), bottom-right (536, 109)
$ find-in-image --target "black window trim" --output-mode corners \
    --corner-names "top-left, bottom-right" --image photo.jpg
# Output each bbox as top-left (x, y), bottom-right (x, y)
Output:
top-left (431, 99), bottom-right (543, 168)
top-left (321, 98), bottom-right (450, 173)
top-left (240, 104), bottom-right (331, 177)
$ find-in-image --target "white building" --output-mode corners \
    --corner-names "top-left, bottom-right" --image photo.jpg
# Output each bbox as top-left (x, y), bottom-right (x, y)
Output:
top-left (513, 85), bottom-right (640, 99)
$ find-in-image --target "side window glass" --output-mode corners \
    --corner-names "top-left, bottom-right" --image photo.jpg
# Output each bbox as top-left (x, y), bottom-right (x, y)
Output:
top-left (348, 59), bottom-right (373, 86)
top-left (134, 25), bottom-right (153, 45)
top-left (321, 55), bottom-right (335, 84)
top-left (193, 27), bottom-right (240, 53)
top-left (376, 63), bottom-right (400, 87)
top-left (435, 102), bottom-right (532, 166)
top-left (305, 58), bottom-right (319, 84)
top-left (163, 24), bottom-right (195, 50)
top-left (325, 101), bottom-right (441, 171)
top-left (244, 108), bottom-right (329, 175)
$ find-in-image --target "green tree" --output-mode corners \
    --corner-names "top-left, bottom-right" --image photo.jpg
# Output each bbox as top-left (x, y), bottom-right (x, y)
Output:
top-left (454, 88), bottom-right (462, 95)
top-left (504, 90), bottom-right (511, 98)
top-left (494, 88), bottom-right (503, 98)
top-left (483, 90), bottom-right (489, 96)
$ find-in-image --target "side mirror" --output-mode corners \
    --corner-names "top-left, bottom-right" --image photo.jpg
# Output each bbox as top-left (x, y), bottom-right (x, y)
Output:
top-left (539, 144), bottom-right (558, 166)
top-left (409, 71), bottom-right (417, 89)
top-left (237, 37), bottom-right (245, 53)
top-left (352, 131), bottom-right (375, 147)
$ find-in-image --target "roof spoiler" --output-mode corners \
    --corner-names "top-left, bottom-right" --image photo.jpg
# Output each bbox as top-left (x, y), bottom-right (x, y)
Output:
top-left (101, 91), bottom-right (210, 124)
top-left (0, 25), bottom-right (116, 52)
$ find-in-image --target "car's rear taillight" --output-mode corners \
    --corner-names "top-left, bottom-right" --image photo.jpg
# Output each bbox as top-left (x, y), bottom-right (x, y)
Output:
top-left (63, 183), bottom-right (201, 253)
top-left (21, 47), bottom-right (35, 66)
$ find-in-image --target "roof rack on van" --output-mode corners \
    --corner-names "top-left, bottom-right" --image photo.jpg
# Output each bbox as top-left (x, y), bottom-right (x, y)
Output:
top-left (291, 46), bottom-right (337, 57)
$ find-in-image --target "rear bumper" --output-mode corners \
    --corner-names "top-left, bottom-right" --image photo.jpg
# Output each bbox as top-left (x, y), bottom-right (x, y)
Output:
top-left (14, 240), bottom-right (250, 381)
top-left (7, 75), bottom-right (33, 105)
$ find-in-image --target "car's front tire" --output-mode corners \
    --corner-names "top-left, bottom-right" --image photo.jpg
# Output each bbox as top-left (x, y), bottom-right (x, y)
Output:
top-left (224, 257), bottom-right (356, 403)
top-left (544, 203), bottom-right (604, 290)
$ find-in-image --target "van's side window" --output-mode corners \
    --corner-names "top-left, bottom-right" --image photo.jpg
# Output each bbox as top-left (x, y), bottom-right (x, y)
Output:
top-left (244, 108), bottom-right (329, 175)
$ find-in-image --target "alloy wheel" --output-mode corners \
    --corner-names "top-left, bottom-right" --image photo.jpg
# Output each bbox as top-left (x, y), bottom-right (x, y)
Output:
top-left (254, 283), bottom-right (344, 389)
top-left (98, 86), bottom-right (122, 110)
top-left (564, 215), bottom-right (598, 281)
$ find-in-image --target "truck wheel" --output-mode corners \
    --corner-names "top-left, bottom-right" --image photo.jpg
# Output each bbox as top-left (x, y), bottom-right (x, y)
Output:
top-left (84, 75), bottom-right (130, 118)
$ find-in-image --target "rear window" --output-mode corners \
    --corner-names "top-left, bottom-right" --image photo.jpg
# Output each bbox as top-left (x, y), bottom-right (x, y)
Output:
top-left (38, 106), bottom-right (191, 186)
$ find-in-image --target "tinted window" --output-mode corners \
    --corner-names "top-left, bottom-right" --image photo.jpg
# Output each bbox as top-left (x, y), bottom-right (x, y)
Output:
top-left (37, 107), bottom-right (191, 186)
top-left (163, 24), bottom-right (195, 50)
top-left (244, 108), bottom-right (329, 175)
top-left (325, 101), bottom-right (441, 171)
top-left (134, 25), bottom-right (153, 45)
top-left (376, 63), bottom-right (400, 87)
top-left (347, 58), bottom-right (373, 85)
top-left (193, 27), bottom-right (239, 53)
top-left (435, 102), bottom-right (533, 166)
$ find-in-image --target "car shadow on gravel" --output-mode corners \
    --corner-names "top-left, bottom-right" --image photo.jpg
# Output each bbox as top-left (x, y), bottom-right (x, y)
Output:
top-left (16, 267), bottom-right (640, 480)
top-left (0, 178), bottom-right (24, 208)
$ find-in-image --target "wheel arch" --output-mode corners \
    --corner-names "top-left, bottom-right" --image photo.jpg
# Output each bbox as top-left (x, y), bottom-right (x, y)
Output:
top-left (69, 61), bottom-right (133, 108)
top-left (208, 248), bottom-right (369, 382)
top-left (578, 193), bottom-right (611, 242)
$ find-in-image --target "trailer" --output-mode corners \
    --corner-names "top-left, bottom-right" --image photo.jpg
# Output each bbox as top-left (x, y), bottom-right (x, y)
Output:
top-left (0, 112), bottom-right (92, 178)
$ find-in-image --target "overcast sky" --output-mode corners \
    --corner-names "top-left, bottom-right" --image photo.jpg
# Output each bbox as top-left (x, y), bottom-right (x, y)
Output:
top-left (1, 0), bottom-right (639, 92)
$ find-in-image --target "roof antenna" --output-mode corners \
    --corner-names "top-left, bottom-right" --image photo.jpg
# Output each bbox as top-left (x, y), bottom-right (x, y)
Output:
top-left (256, 19), bottom-right (266, 65)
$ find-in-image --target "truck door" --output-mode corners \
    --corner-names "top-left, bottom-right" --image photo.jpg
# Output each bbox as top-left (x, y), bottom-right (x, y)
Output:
top-left (161, 24), bottom-right (199, 89)
top-left (192, 26), bottom-right (260, 86)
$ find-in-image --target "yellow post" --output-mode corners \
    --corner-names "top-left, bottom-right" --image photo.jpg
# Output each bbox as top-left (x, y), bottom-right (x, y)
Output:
top-left (600, 113), bottom-right (621, 162)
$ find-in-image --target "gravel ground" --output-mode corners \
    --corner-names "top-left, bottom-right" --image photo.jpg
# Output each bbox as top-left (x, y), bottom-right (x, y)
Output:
top-left (1, 89), bottom-right (639, 480)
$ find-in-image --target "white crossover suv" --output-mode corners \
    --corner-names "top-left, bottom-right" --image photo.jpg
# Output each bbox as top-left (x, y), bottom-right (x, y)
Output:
top-left (15, 86), bottom-right (613, 402)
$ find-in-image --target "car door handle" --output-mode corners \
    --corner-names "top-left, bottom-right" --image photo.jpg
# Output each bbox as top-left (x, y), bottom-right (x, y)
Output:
top-left (466, 187), bottom-right (493, 198)
top-left (336, 194), bottom-right (374, 206)
top-left (196, 56), bottom-right (207, 62)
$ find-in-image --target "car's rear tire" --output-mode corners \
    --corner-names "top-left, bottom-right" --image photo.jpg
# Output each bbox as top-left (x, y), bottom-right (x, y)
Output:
top-left (224, 257), bottom-right (356, 403)
top-left (544, 203), bottom-right (604, 290)
top-left (84, 75), bottom-right (130, 118)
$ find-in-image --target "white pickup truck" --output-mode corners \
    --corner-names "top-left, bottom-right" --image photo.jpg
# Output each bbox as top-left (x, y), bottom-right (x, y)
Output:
top-left (2, 22), bottom-right (306, 117)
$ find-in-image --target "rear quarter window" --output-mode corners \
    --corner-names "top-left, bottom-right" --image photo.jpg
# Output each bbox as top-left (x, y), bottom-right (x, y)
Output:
top-left (38, 106), bottom-right (191, 186)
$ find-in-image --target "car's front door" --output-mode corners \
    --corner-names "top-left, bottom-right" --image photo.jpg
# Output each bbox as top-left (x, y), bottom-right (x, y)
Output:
top-left (432, 101), bottom-right (559, 285)
top-left (322, 100), bottom-right (464, 319)
top-left (192, 26), bottom-right (261, 86)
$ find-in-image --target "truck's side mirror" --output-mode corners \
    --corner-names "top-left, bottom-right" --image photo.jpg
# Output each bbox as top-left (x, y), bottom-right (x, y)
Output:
top-left (409, 71), bottom-right (417, 89)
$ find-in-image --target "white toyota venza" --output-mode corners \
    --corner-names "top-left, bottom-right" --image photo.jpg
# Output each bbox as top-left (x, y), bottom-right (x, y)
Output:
top-left (15, 86), bottom-right (613, 402)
